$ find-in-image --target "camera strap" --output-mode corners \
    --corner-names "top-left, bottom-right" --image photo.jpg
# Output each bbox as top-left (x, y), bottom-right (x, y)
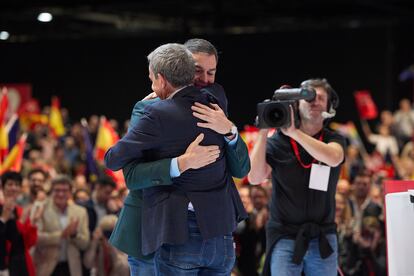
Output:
top-left (290, 132), bottom-right (324, 169)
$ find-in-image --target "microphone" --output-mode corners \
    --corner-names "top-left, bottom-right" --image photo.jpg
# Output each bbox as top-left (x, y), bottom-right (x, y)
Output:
top-left (321, 108), bottom-right (336, 119)
top-left (273, 88), bottom-right (316, 102)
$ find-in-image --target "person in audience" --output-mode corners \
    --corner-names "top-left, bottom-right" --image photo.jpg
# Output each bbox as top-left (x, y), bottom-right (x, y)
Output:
top-left (0, 171), bottom-right (38, 276)
top-left (34, 175), bottom-right (90, 276)
top-left (393, 98), bottom-right (414, 148)
top-left (17, 168), bottom-right (48, 207)
top-left (74, 188), bottom-right (91, 205)
top-left (350, 169), bottom-right (383, 230)
top-left (81, 177), bottom-right (116, 234)
top-left (83, 215), bottom-right (129, 276)
top-left (361, 119), bottom-right (399, 160)
top-left (337, 178), bottom-right (355, 216)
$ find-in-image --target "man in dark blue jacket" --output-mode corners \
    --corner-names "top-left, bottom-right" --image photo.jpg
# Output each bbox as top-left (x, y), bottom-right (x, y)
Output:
top-left (105, 43), bottom-right (247, 275)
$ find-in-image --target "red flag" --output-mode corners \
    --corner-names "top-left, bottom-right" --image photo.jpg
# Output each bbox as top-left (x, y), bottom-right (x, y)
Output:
top-left (0, 83), bottom-right (32, 115)
top-left (18, 98), bottom-right (41, 115)
top-left (0, 88), bottom-right (9, 163)
top-left (354, 90), bottom-right (378, 120)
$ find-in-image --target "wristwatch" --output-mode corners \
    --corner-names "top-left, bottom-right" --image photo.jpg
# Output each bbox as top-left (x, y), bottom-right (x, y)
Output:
top-left (224, 124), bottom-right (238, 137)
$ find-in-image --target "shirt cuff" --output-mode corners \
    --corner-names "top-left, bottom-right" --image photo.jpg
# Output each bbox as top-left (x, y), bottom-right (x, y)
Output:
top-left (224, 132), bottom-right (238, 147)
top-left (170, 157), bottom-right (181, 178)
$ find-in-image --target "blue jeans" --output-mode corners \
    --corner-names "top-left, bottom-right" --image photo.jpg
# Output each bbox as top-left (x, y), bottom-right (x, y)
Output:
top-left (154, 212), bottom-right (235, 275)
top-left (270, 234), bottom-right (338, 276)
top-left (128, 255), bottom-right (155, 276)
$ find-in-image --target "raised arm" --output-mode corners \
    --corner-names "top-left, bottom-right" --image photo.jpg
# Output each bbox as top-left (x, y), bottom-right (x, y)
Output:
top-left (281, 108), bottom-right (344, 167)
top-left (248, 129), bottom-right (272, 184)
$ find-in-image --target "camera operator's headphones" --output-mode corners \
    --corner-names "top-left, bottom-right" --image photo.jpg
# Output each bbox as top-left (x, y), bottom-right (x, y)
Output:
top-left (300, 78), bottom-right (339, 120)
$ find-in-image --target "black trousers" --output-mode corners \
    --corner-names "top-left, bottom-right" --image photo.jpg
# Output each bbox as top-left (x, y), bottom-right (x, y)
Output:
top-left (51, 262), bottom-right (70, 276)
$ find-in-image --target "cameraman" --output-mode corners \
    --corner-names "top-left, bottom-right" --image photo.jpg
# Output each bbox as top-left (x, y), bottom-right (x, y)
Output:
top-left (248, 79), bottom-right (345, 276)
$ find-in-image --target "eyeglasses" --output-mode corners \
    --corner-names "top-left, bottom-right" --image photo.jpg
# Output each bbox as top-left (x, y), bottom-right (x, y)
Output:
top-left (30, 178), bottom-right (45, 182)
top-left (354, 181), bottom-right (370, 185)
top-left (53, 188), bottom-right (71, 193)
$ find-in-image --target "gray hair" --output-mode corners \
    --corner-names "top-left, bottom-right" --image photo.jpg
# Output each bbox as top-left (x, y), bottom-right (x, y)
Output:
top-left (147, 43), bottom-right (195, 87)
top-left (184, 38), bottom-right (218, 63)
top-left (51, 175), bottom-right (73, 190)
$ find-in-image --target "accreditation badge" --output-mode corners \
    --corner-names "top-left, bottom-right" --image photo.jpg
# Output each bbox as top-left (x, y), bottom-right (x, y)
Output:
top-left (309, 163), bottom-right (331, 192)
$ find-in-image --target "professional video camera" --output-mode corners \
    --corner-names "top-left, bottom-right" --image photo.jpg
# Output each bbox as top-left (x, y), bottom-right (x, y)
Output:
top-left (256, 87), bottom-right (316, 129)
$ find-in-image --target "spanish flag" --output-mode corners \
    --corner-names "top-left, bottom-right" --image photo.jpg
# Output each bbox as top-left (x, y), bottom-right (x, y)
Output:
top-left (20, 113), bottom-right (48, 131)
top-left (19, 98), bottom-right (48, 131)
top-left (0, 133), bottom-right (27, 174)
top-left (94, 117), bottom-right (124, 187)
top-left (95, 117), bottom-right (119, 162)
top-left (49, 96), bottom-right (66, 137)
top-left (0, 88), bottom-right (9, 163)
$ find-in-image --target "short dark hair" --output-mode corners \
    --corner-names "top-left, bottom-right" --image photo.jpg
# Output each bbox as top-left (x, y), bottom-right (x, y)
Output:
top-left (51, 175), bottom-right (73, 190)
top-left (96, 177), bottom-right (116, 189)
top-left (184, 38), bottom-right (218, 63)
top-left (73, 188), bottom-right (91, 200)
top-left (352, 168), bottom-right (373, 184)
top-left (28, 168), bottom-right (48, 180)
top-left (251, 185), bottom-right (268, 197)
top-left (1, 171), bottom-right (23, 188)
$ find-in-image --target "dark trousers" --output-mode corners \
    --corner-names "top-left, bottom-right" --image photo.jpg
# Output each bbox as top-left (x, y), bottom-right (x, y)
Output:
top-left (51, 262), bottom-right (70, 276)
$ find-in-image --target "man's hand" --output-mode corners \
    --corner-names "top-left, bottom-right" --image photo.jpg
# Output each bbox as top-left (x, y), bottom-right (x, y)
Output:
top-left (281, 105), bottom-right (299, 139)
top-left (191, 102), bottom-right (233, 135)
top-left (92, 227), bottom-right (103, 241)
top-left (177, 133), bottom-right (220, 173)
top-left (142, 92), bottom-right (158, 101)
top-left (61, 218), bottom-right (79, 239)
top-left (30, 203), bottom-right (45, 224)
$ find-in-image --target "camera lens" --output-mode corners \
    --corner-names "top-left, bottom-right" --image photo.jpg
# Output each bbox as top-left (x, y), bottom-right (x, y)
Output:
top-left (264, 104), bottom-right (287, 128)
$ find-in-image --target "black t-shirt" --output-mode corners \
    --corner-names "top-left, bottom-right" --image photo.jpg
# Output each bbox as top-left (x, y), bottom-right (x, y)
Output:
top-left (266, 128), bottom-right (346, 228)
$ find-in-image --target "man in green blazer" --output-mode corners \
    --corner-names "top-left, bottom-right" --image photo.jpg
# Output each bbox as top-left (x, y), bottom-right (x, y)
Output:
top-left (108, 39), bottom-right (251, 275)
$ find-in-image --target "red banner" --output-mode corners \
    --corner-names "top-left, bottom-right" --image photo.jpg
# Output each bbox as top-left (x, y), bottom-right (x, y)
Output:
top-left (354, 90), bottom-right (378, 120)
top-left (0, 83), bottom-right (32, 120)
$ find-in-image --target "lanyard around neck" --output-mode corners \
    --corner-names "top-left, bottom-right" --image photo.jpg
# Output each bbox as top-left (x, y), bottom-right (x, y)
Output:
top-left (290, 132), bottom-right (324, 169)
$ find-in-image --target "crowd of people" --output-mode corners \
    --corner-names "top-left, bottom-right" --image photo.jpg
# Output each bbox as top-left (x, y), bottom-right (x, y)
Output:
top-left (0, 166), bottom-right (130, 275)
top-left (3, 99), bottom-right (412, 276)
top-left (1, 39), bottom-right (414, 276)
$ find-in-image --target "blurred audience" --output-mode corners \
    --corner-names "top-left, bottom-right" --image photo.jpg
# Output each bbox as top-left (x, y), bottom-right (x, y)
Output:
top-left (234, 185), bottom-right (268, 276)
top-left (2, 95), bottom-right (414, 276)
